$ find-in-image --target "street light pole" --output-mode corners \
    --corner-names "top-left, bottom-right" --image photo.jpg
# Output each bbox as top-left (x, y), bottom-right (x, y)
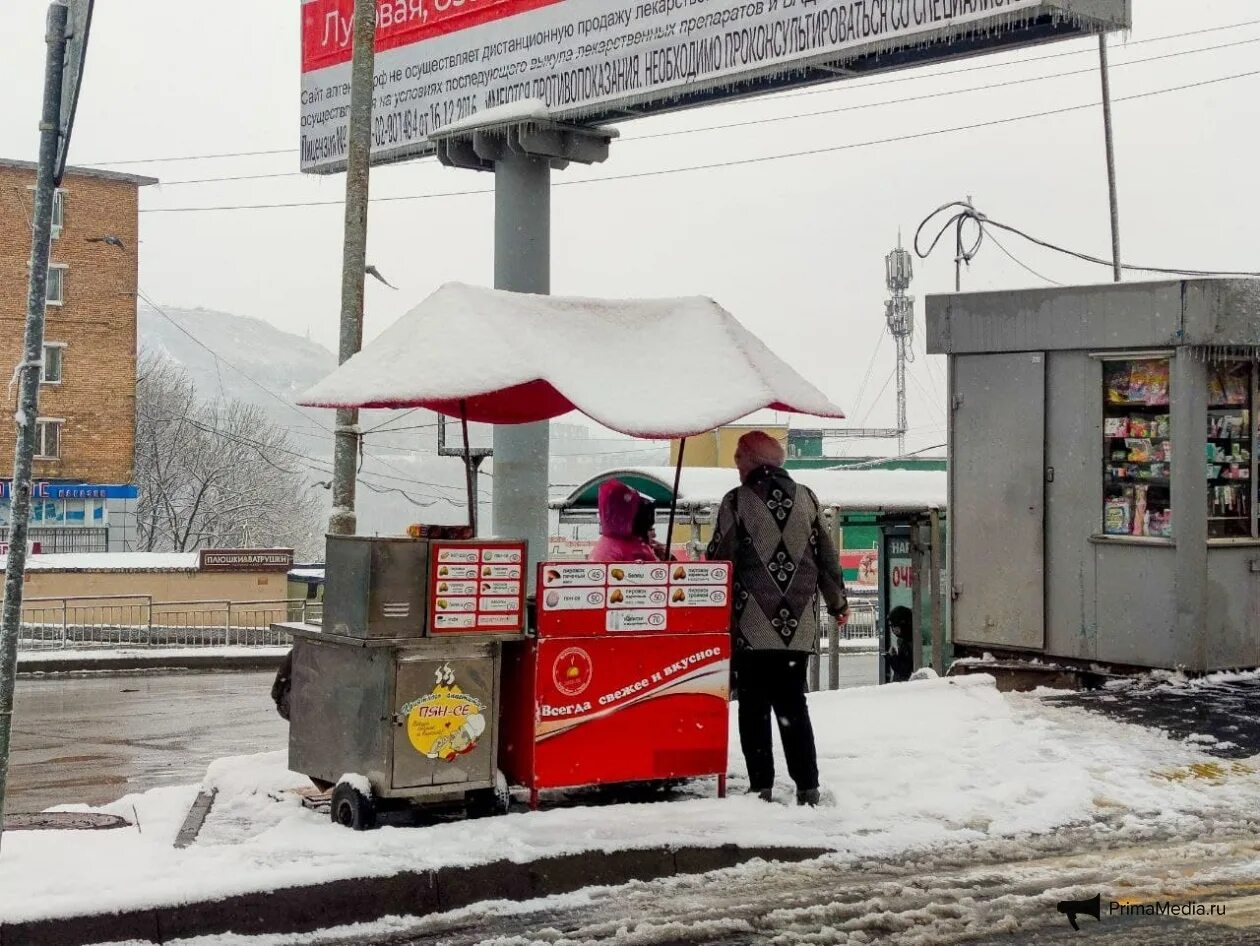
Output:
top-left (1099, 33), bottom-right (1123, 283)
top-left (0, 1), bottom-right (69, 853)
top-left (328, 0), bottom-right (377, 536)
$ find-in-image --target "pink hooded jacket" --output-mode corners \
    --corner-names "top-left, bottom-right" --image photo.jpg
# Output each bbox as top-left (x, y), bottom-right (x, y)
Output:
top-left (588, 480), bottom-right (658, 563)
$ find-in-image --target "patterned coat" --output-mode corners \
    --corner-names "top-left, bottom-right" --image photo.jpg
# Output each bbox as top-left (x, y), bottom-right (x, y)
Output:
top-left (706, 465), bottom-right (847, 653)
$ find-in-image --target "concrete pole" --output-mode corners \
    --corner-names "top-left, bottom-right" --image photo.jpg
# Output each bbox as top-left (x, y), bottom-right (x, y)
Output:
top-left (492, 150), bottom-right (550, 589)
top-left (327, 0), bottom-right (376, 537)
top-left (0, 1), bottom-right (68, 853)
top-left (1099, 34), bottom-right (1122, 283)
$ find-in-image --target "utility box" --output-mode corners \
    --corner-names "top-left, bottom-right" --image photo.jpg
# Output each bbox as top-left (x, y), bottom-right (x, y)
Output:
top-left (323, 535), bottom-right (430, 639)
top-left (927, 279), bottom-right (1260, 673)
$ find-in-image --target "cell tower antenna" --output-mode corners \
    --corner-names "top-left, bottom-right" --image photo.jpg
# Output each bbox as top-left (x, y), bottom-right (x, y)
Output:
top-left (884, 236), bottom-right (915, 455)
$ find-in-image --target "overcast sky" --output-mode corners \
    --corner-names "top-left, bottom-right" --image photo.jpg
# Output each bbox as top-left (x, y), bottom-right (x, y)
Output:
top-left (2, 0), bottom-right (1258, 456)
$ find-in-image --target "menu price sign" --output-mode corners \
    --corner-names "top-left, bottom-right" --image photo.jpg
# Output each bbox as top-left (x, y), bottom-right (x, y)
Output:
top-left (429, 540), bottom-right (526, 635)
top-left (536, 560), bottom-right (733, 637)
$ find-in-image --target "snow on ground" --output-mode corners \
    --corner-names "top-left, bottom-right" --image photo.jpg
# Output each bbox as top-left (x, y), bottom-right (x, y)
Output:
top-left (17, 646), bottom-right (291, 665)
top-left (4, 674), bottom-right (1259, 924)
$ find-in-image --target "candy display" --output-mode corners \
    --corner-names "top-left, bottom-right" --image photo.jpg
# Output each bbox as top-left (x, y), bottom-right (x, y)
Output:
top-left (1103, 359), bottom-right (1172, 538)
top-left (1207, 362), bottom-right (1254, 538)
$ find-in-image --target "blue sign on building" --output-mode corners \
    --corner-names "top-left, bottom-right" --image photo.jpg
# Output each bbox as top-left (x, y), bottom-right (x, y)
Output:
top-left (0, 482), bottom-right (138, 501)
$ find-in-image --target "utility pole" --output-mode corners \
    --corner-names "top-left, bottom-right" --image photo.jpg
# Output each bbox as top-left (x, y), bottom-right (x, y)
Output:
top-left (1099, 34), bottom-right (1122, 283)
top-left (328, 0), bottom-right (376, 536)
top-left (0, 1), bottom-right (69, 853)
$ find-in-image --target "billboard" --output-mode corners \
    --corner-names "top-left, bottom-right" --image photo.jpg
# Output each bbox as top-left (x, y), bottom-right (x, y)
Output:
top-left (300, 0), bottom-right (1128, 173)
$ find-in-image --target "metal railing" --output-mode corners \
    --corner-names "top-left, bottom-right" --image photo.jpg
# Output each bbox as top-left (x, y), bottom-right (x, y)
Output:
top-left (16, 595), bottom-right (323, 651)
top-left (0, 527), bottom-right (109, 553)
top-left (808, 597), bottom-right (879, 692)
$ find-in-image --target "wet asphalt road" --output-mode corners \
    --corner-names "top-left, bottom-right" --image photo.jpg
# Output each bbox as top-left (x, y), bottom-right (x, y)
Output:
top-left (8, 670), bottom-right (285, 813)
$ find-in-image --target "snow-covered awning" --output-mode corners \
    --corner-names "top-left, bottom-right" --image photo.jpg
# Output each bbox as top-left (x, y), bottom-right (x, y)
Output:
top-left (298, 283), bottom-right (844, 438)
top-left (552, 466), bottom-right (946, 515)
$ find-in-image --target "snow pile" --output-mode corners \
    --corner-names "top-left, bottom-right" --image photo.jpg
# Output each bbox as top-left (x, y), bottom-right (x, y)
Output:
top-left (4, 676), bottom-right (1260, 924)
top-left (0, 552), bottom-right (199, 572)
top-left (297, 282), bottom-right (844, 438)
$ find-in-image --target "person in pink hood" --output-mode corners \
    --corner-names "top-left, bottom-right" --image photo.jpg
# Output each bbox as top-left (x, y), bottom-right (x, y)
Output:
top-left (588, 480), bottom-right (658, 563)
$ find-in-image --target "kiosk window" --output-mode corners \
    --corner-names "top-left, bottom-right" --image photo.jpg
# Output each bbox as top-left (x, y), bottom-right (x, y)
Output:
top-left (1103, 359), bottom-right (1172, 538)
top-left (1206, 362), bottom-right (1252, 538)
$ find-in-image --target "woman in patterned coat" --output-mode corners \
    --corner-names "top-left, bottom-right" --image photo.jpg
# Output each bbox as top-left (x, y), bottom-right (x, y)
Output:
top-left (706, 431), bottom-right (848, 806)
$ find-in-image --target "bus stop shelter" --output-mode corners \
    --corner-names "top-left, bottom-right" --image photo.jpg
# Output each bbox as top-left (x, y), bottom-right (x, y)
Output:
top-left (552, 466), bottom-right (948, 682)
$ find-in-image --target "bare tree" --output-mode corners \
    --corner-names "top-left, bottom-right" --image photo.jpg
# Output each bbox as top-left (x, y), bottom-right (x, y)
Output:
top-left (135, 352), bottom-right (324, 557)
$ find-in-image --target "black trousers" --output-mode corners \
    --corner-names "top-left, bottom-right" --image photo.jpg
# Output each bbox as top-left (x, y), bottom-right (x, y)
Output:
top-left (733, 649), bottom-right (819, 792)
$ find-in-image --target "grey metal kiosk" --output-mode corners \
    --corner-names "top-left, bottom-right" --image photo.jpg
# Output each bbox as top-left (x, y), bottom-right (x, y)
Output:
top-left (275, 534), bottom-right (528, 828)
top-left (928, 278), bottom-right (1260, 673)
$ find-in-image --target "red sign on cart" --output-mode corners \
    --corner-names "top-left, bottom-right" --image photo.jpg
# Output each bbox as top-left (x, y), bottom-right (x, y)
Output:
top-left (430, 540), bottom-right (527, 634)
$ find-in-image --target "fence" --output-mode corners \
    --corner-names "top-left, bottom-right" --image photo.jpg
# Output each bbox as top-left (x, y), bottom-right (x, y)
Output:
top-left (16, 595), bottom-right (323, 651)
top-left (0, 527), bottom-right (109, 553)
top-left (808, 597), bottom-right (880, 692)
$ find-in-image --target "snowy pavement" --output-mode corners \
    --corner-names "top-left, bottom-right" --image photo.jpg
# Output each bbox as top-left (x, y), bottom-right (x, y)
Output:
top-left (6, 672), bottom-right (1260, 931)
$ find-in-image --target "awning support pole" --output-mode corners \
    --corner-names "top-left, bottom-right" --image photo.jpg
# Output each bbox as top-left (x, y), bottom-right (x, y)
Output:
top-left (460, 400), bottom-right (476, 535)
top-left (665, 437), bottom-right (687, 559)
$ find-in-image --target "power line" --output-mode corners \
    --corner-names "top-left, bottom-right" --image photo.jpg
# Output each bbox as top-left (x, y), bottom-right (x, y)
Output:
top-left (986, 230), bottom-right (1066, 286)
top-left (139, 68), bottom-right (1260, 215)
top-left (916, 201), bottom-right (1260, 279)
top-left (858, 369), bottom-right (897, 426)
top-left (849, 328), bottom-right (887, 421)
top-left (87, 17), bottom-right (1260, 169)
top-left (146, 31), bottom-right (1260, 188)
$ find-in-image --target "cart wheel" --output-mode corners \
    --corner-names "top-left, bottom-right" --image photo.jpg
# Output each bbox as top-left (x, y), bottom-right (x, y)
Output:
top-left (331, 781), bottom-right (377, 830)
top-left (466, 771), bottom-right (510, 818)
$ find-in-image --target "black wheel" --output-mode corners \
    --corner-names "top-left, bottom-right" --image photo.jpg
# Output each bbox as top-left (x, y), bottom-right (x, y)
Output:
top-left (331, 781), bottom-right (377, 830)
top-left (465, 772), bottom-right (510, 818)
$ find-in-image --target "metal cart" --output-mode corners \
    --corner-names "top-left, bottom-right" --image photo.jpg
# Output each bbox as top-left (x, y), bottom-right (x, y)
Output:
top-left (274, 533), bottom-right (527, 829)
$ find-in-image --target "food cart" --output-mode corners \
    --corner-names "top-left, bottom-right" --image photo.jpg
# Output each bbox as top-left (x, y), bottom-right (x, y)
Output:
top-left (293, 282), bottom-right (846, 823)
top-left (276, 531), bottom-right (528, 828)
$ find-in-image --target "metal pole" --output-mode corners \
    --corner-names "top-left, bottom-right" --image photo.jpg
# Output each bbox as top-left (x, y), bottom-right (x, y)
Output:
top-left (910, 520), bottom-right (926, 673)
top-left (0, 1), bottom-right (68, 853)
top-left (492, 149), bottom-right (550, 591)
top-left (930, 508), bottom-right (944, 675)
top-left (460, 403), bottom-right (476, 535)
top-left (895, 337), bottom-right (908, 456)
top-left (327, 0), bottom-right (377, 537)
top-left (1099, 33), bottom-right (1122, 283)
top-left (826, 509), bottom-right (841, 690)
top-left (664, 437), bottom-right (686, 559)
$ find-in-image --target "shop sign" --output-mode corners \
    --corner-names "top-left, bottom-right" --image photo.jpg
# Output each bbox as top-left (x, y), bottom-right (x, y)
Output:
top-left (0, 482), bottom-right (138, 501)
top-left (199, 548), bottom-right (295, 572)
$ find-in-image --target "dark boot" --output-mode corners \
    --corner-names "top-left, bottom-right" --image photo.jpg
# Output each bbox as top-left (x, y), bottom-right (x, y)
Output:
top-left (748, 787), bottom-right (773, 802)
top-left (796, 788), bottom-right (820, 807)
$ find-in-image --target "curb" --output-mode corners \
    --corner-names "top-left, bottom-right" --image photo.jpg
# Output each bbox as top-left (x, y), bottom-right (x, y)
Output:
top-left (16, 653), bottom-right (286, 674)
top-left (0, 844), bottom-right (832, 946)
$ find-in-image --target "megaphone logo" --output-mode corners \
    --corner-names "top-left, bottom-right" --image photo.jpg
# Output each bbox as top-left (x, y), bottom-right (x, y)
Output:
top-left (1056, 893), bottom-right (1102, 931)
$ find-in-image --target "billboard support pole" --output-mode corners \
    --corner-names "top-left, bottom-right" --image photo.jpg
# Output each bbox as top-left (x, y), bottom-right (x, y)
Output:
top-left (492, 148), bottom-right (551, 589)
top-left (328, 0), bottom-right (377, 537)
top-left (433, 119), bottom-right (616, 592)
top-left (0, 1), bottom-right (69, 854)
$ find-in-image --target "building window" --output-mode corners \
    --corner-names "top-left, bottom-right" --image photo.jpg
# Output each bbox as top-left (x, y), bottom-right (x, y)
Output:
top-left (35, 419), bottom-right (62, 460)
top-left (1207, 362), bottom-right (1254, 539)
top-left (46, 265), bottom-right (66, 306)
top-left (51, 189), bottom-right (64, 239)
top-left (27, 187), bottom-right (64, 239)
top-left (41, 343), bottom-right (64, 384)
top-left (1103, 358), bottom-right (1172, 538)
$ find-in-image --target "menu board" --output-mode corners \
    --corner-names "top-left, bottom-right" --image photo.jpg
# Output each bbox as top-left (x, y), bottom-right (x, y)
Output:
top-left (429, 541), bottom-right (527, 634)
top-left (536, 560), bottom-right (732, 637)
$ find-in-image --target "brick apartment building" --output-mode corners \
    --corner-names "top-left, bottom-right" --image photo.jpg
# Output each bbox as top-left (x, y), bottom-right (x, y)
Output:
top-left (0, 159), bottom-right (156, 551)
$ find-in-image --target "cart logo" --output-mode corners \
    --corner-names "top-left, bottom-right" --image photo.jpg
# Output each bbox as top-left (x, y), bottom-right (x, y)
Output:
top-left (400, 667), bottom-right (486, 762)
top-left (553, 646), bottom-right (593, 697)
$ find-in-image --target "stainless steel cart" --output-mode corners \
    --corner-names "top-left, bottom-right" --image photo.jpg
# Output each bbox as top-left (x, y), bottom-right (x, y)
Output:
top-left (274, 534), bottom-right (527, 829)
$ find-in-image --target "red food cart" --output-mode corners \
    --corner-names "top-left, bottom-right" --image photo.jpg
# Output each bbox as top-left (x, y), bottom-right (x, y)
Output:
top-left (501, 560), bottom-right (734, 807)
top-left (297, 282), bottom-right (845, 809)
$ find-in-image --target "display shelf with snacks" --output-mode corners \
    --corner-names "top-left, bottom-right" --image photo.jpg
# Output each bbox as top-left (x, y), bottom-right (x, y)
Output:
top-left (1206, 363), bottom-right (1254, 539)
top-left (1103, 359), bottom-right (1173, 538)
